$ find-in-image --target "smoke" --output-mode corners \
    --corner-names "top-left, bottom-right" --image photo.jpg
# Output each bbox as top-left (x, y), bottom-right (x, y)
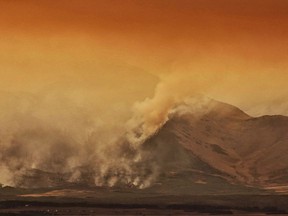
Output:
top-left (1, 67), bottom-right (288, 189)
top-left (0, 81), bottom-right (191, 189)
top-left (0, 89), bottom-right (131, 187)
top-left (125, 73), bottom-right (212, 147)
top-left (0, 74), bottom-right (214, 189)
top-left (123, 68), bottom-right (288, 179)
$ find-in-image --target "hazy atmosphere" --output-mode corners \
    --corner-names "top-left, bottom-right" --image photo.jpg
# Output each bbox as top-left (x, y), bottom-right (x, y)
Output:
top-left (0, 1), bottom-right (288, 215)
top-left (1, 0), bottom-right (288, 116)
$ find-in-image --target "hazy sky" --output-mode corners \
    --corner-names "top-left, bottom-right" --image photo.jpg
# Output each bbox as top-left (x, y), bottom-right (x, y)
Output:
top-left (1, 0), bottom-right (288, 116)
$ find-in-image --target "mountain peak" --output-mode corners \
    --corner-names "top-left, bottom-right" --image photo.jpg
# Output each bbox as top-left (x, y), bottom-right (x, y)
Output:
top-left (170, 97), bottom-right (251, 122)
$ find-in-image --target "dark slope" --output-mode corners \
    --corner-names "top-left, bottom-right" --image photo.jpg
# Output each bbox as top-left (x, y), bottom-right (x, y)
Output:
top-left (142, 99), bottom-right (288, 194)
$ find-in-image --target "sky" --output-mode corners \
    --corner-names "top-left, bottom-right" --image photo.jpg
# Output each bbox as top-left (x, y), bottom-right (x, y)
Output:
top-left (0, 0), bottom-right (288, 116)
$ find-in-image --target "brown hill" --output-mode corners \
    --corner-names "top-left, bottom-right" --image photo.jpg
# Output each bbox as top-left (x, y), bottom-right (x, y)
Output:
top-left (141, 99), bottom-right (288, 194)
top-left (2, 99), bottom-right (287, 195)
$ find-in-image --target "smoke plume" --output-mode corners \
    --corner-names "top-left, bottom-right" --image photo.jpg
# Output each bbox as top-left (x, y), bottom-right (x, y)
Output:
top-left (1, 68), bottom-right (288, 189)
top-left (0, 74), bottom-right (216, 190)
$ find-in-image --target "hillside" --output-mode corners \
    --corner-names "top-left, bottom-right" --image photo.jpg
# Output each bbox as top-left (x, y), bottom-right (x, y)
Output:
top-left (140, 99), bottom-right (288, 194)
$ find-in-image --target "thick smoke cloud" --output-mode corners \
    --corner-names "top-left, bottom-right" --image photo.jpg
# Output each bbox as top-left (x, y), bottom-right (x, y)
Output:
top-left (1, 67), bottom-right (288, 189)
top-left (0, 89), bottom-right (158, 188)
top-left (0, 77), bottom-right (213, 189)
top-left (125, 73), bottom-right (211, 147)
top-left (0, 89), bottom-right (137, 188)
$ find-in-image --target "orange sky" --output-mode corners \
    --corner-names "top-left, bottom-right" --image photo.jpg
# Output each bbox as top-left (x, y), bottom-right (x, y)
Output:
top-left (0, 0), bottom-right (288, 115)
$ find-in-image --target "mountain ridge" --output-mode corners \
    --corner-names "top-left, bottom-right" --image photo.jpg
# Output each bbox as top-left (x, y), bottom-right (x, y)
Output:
top-left (144, 99), bottom-right (288, 193)
top-left (1, 98), bottom-right (288, 195)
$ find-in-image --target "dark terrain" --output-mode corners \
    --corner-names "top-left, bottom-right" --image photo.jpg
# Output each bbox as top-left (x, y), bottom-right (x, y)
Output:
top-left (0, 187), bottom-right (288, 215)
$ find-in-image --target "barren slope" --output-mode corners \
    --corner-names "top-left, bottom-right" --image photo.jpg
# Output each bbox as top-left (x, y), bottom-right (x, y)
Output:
top-left (144, 100), bottom-right (288, 192)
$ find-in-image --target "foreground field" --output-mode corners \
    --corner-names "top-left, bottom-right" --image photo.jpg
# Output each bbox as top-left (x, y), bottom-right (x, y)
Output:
top-left (1, 187), bottom-right (288, 215)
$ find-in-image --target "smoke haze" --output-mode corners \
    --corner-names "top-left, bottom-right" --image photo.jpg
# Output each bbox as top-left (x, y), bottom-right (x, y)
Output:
top-left (0, 0), bottom-right (288, 189)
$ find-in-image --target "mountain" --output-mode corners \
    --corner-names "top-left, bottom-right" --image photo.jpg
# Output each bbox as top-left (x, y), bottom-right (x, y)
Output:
top-left (140, 99), bottom-right (288, 194)
top-left (2, 99), bottom-right (288, 195)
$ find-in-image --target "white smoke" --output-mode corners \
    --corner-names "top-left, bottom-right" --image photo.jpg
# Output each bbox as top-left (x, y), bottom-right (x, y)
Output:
top-left (0, 76), bottom-right (218, 189)
top-left (0, 91), bottom-right (162, 188)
